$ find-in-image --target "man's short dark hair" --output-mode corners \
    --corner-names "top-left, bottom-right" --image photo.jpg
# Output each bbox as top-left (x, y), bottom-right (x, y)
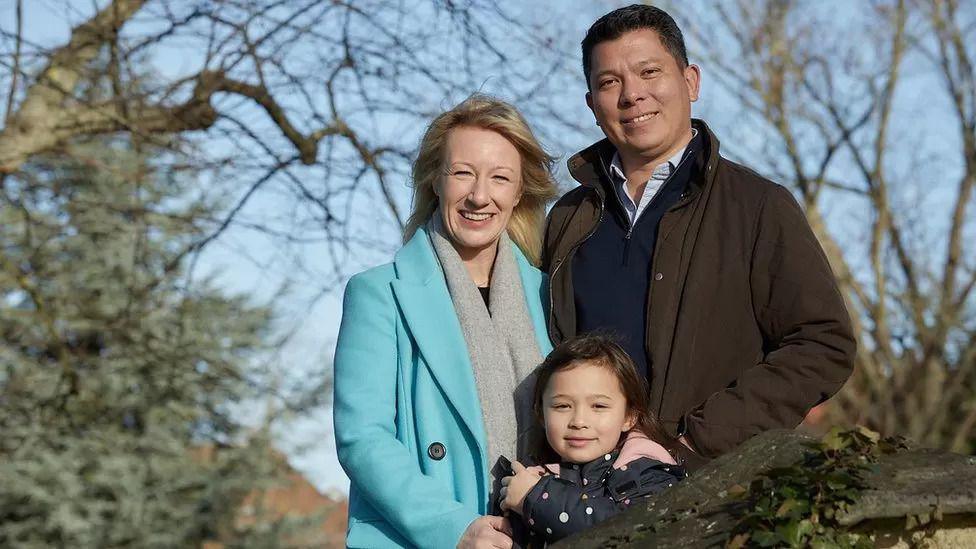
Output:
top-left (581, 4), bottom-right (689, 86)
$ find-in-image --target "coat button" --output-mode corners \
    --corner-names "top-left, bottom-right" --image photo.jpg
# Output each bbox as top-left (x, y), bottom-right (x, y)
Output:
top-left (427, 442), bottom-right (446, 460)
top-left (654, 272), bottom-right (664, 281)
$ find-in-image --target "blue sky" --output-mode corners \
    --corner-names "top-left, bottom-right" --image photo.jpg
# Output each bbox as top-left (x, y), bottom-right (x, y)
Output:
top-left (0, 0), bottom-right (616, 496)
top-left (3, 0), bottom-right (966, 497)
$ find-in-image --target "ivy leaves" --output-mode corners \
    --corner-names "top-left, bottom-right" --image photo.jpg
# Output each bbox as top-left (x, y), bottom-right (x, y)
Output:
top-left (726, 427), bottom-right (908, 548)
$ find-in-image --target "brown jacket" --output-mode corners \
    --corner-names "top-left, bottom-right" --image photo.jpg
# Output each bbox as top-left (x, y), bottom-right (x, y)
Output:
top-left (542, 120), bottom-right (855, 466)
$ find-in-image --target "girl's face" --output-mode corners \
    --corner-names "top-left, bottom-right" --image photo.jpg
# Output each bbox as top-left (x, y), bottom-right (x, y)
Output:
top-left (542, 361), bottom-right (636, 464)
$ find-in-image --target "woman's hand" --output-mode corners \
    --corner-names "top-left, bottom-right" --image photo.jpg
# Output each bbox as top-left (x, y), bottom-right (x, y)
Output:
top-left (457, 516), bottom-right (513, 549)
top-left (499, 461), bottom-right (543, 516)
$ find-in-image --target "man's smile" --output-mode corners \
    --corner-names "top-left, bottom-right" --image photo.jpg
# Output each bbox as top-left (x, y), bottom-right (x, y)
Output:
top-left (621, 111), bottom-right (659, 125)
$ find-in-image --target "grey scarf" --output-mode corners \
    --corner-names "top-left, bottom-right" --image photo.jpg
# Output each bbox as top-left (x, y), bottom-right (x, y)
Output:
top-left (427, 215), bottom-right (543, 494)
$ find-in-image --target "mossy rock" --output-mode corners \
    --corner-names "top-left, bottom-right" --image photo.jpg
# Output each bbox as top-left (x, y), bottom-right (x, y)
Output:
top-left (555, 430), bottom-right (976, 548)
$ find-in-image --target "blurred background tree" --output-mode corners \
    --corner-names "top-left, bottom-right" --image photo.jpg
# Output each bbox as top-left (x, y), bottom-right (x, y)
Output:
top-left (0, 0), bottom-right (973, 545)
top-left (669, 0), bottom-right (975, 452)
top-left (0, 0), bottom-right (576, 545)
top-left (0, 136), bottom-right (315, 544)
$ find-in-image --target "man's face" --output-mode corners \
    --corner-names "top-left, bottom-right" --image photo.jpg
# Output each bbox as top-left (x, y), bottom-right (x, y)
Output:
top-left (586, 29), bottom-right (700, 165)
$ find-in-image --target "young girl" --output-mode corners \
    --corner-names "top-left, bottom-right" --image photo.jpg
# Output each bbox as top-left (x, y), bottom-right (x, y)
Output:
top-left (500, 334), bottom-right (687, 545)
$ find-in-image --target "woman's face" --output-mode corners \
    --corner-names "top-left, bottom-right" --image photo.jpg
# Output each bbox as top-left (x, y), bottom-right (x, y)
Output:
top-left (435, 126), bottom-right (522, 259)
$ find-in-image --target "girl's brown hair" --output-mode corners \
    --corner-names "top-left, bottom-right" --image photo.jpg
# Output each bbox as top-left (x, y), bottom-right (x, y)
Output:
top-left (531, 333), bottom-right (679, 463)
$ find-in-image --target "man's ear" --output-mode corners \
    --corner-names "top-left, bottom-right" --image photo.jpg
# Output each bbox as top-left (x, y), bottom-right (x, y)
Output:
top-left (685, 63), bottom-right (701, 103)
top-left (585, 91), bottom-right (598, 126)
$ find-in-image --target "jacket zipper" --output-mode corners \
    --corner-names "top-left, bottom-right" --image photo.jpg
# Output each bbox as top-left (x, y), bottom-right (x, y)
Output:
top-left (548, 189), bottom-right (605, 346)
top-left (621, 152), bottom-right (694, 264)
top-left (548, 151), bottom-right (701, 344)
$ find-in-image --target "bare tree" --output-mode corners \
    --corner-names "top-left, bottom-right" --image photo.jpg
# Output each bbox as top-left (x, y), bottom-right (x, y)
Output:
top-left (0, 3), bottom-right (595, 524)
top-left (0, 0), bottom-right (576, 291)
top-left (673, 0), bottom-right (976, 451)
top-left (0, 0), bottom-right (586, 430)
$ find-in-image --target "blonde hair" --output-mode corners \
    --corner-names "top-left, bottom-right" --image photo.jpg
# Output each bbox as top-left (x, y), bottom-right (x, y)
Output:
top-left (403, 94), bottom-right (558, 265)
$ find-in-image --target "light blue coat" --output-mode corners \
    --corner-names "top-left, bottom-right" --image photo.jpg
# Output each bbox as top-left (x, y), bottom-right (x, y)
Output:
top-left (333, 227), bottom-right (552, 548)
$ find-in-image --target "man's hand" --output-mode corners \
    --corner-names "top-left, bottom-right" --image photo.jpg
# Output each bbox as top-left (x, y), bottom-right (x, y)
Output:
top-left (499, 460), bottom-right (543, 516)
top-left (456, 515), bottom-right (513, 549)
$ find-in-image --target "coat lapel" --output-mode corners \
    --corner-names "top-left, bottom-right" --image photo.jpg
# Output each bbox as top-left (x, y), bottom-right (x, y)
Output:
top-left (391, 228), bottom-right (487, 454)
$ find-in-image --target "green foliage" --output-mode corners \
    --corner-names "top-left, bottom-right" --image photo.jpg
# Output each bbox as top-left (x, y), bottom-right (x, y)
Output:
top-left (0, 142), bottom-right (310, 547)
top-left (726, 427), bottom-right (908, 548)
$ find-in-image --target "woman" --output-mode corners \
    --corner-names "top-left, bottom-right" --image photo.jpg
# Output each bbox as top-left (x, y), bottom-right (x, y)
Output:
top-left (334, 95), bottom-right (558, 548)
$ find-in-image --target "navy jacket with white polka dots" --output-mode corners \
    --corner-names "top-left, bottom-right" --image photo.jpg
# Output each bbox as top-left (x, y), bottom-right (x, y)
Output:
top-left (518, 449), bottom-right (685, 545)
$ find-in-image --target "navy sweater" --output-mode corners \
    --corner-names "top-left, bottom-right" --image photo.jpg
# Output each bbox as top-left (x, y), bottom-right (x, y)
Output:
top-left (571, 135), bottom-right (701, 382)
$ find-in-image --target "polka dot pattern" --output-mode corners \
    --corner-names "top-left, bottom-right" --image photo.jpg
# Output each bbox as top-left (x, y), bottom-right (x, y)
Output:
top-left (525, 455), bottom-right (686, 541)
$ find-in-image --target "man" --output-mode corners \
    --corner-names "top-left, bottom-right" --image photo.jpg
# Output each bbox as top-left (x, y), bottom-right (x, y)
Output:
top-left (543, 4), bottom-right (855, 469)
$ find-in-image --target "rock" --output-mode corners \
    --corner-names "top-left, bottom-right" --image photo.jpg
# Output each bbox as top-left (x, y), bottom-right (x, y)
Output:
top-left (555, 430), bottom-right (976, 548)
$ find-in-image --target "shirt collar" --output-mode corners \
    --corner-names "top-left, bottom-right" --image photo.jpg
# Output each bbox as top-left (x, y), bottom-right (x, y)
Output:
top-left (608, 128), bottom-right (698, 184)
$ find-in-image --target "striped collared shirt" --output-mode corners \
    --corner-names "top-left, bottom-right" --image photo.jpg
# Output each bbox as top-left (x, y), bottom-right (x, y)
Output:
top-left (609, 128), bottom-right (698, 226)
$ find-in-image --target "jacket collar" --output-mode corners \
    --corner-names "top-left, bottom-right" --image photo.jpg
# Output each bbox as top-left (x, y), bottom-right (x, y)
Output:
top-left (395, 225), bottom-right (551, 356)
top-left (615, 431), bottom-right (678, 466)
top-left (556, 449), bottom-right (620, 487)
top-left (390, 226), bottom-right (552, 463)
top-left (393, 225), bottom-right (541, 286)
top-left (392, 227), bottom-right (487, 457)
top-left (567, 118), bottom-right (722, 198)
top-left (392, 225), bottom-right (442, 284)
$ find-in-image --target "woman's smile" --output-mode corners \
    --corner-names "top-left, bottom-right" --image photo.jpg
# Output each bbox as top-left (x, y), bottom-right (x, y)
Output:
top-left (457, 209), bottom-right (496, 223)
